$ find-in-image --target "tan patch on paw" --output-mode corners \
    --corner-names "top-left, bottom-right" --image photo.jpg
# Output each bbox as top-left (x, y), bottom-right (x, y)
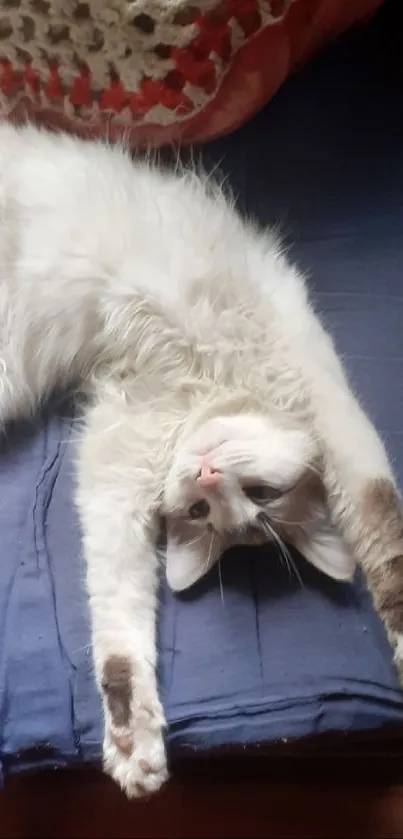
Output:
top-left (361, 479), bottom-right (403, 541)
top-left (369, 555), bottom-right (403, 633)
top-left (361, 479), bottom-right (403, 632)
top-left (101, 655), bottom-right (132, 728)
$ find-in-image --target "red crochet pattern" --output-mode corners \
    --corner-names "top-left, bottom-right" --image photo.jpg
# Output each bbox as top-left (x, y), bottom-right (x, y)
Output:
top-left (0, 0), bottom-right (384, 146)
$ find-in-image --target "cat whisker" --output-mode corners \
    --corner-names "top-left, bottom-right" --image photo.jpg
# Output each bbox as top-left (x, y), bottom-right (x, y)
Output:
top-left (218, 558), bottom-right (225, 608)
top-left (270, 515), bottom-right (303, 527)
top-left (285, 551), bottom-right (304, 588)
top-left (304, 458), bottom-right (323, 480)
top-left (183, 530), bottom-right (208, 549)
top-left (278, 540), bottom-right (304, 590)
top-left (203, 529), bottom-right (215, 576)
top-left (258, 513), bottom-right (304, 589)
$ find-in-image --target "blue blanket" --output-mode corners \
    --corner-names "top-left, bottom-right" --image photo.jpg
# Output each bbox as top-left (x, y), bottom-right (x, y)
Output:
top-left (1, 4), bottom-right (403, 781)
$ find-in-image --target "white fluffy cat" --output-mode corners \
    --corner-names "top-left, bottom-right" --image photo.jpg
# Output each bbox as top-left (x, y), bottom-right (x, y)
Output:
top-left (0, 123), bottom-right (402, 798)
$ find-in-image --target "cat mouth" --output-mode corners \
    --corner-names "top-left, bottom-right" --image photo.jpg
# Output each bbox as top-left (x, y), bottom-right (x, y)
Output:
top-left (232, 522), bottom-right (269, 547)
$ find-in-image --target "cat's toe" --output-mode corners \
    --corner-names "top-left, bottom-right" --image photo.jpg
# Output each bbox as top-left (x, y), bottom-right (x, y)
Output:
top-left (104, 735), bottom-right (168, 798)
top-left (103, 719), bottom-right (168, 798)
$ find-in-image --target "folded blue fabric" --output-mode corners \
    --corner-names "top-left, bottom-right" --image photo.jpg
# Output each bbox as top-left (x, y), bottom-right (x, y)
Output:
top-left (1, 7), bottom-right (403, 781)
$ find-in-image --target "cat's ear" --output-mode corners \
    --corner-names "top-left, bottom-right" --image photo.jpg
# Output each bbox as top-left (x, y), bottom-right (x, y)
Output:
top-left (165, 518), bottom-right (221, 592)
top-left (283, 470), bottom-right (357, 582)
top-left (294, 522), bottom-right (356, 581)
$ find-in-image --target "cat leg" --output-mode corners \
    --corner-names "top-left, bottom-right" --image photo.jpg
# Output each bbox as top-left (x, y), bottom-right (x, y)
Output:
top-left (291, 304), bottom-right (403, 678)
top-left (76, 388), bottom-right (168, 798)
top-left (0, 351), bottom-right (36, 427)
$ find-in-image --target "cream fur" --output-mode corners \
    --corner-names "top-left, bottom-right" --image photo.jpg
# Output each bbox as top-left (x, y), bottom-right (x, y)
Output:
top-left (0, 123), bottom-right (399, 798)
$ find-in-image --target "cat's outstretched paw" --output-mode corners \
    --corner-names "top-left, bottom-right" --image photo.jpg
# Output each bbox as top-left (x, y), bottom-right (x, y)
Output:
top-left (101, 654), bottom-right (168, 798)
top-left (103, 725), bottom-right (168, 798)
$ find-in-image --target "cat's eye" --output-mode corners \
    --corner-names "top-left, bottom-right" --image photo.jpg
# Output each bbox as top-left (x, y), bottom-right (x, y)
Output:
top-left (242, 484), bottom-right (283, 505)
top-left (188, 499), bottom-right (210, 520)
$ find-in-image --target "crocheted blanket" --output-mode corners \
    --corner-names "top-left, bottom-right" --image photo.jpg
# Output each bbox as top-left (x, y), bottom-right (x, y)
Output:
top-left (0, 0), bottom-right (384, 153)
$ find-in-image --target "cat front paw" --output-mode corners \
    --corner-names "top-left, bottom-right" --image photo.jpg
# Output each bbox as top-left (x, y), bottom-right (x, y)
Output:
top-left (101, 654), bottom-right (168, 798)
top-left (103, 724), bottom-right (168, 799)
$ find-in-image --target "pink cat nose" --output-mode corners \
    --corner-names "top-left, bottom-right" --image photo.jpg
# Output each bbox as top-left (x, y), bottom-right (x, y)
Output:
top-left (197, 459), bottom-right (221, 488)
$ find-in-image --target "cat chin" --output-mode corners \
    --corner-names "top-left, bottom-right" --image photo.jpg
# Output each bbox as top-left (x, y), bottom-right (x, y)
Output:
top-left (165, 518), bottom-right (356, 594)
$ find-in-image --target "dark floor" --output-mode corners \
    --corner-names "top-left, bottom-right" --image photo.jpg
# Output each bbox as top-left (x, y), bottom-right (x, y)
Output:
top-left (1, 761), bottom-right (403, 839)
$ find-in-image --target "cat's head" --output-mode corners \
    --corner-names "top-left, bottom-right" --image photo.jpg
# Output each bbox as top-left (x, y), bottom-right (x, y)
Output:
top-left (162, 413), bottom-right (355, 591)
